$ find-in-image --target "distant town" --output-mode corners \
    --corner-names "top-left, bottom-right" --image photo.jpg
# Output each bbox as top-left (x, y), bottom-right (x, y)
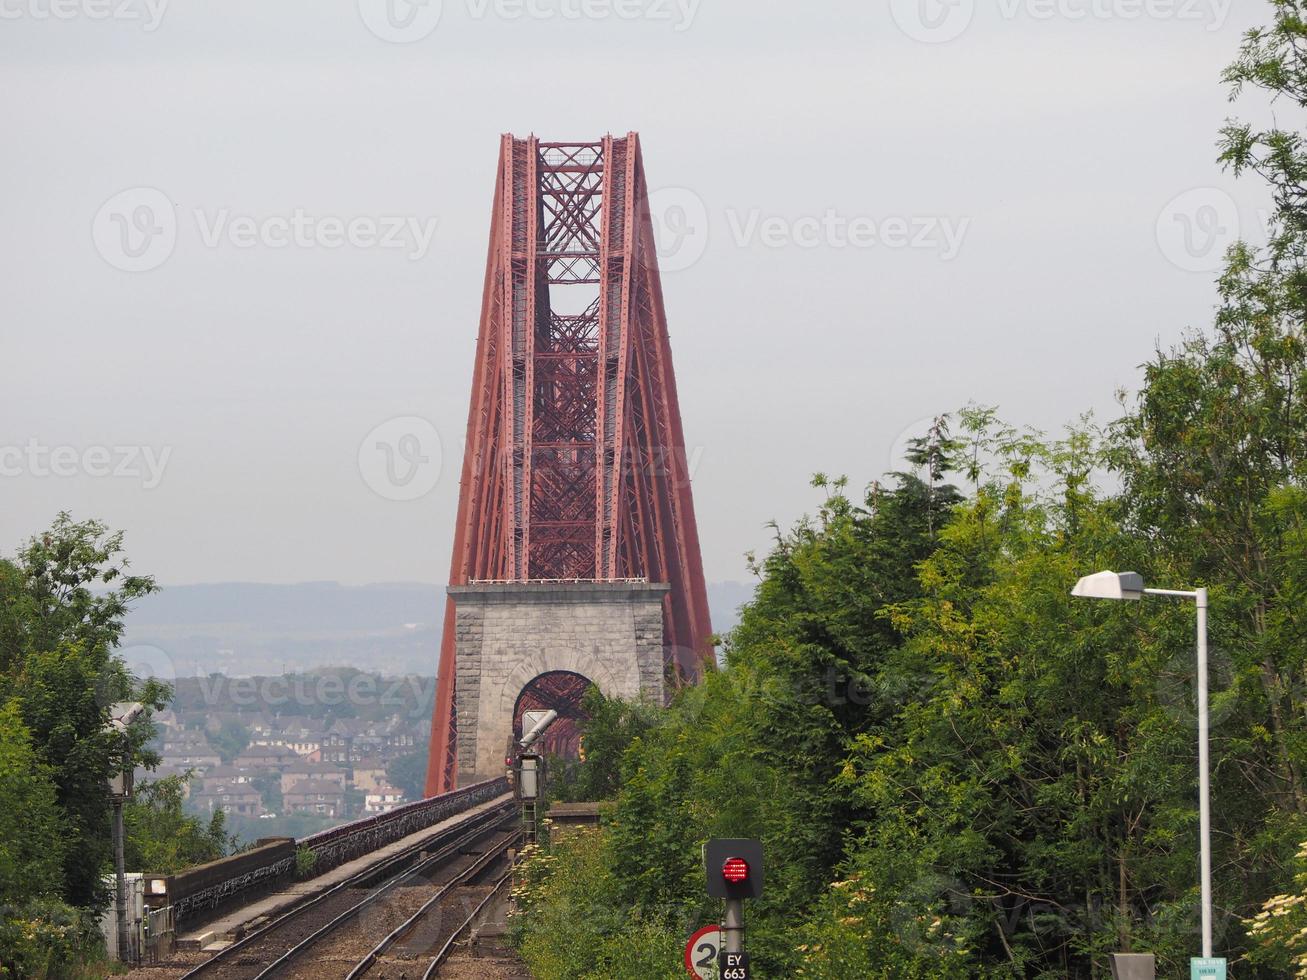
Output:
top-left (140, 670), bottom-right (433, 840)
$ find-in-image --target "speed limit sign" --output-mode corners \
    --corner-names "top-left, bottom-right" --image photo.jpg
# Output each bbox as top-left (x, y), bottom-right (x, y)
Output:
top-left (684, 925), bottom-right (723, 979)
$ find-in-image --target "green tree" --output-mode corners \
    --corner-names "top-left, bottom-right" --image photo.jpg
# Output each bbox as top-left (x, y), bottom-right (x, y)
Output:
top-left (209, 718), bottom-right (249, 764)
top-left (250, 771), bottom-right (283, 815)
top-left (0, 514), bottom-right (166, 908)
top-left (565, 686), bottom-right (661, 802)
top-left (0, 701), bottom-right (66, 905)
top-left (124, 775), bottom-right (232, 874)
top-left (387, 747), bottom-right (429, 802)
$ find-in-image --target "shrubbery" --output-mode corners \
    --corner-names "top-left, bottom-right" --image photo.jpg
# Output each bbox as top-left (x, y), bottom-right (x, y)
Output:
top-left (512, 831), bottom-right (686, 980)
top-left (0, 901), bottom-right (105, 980)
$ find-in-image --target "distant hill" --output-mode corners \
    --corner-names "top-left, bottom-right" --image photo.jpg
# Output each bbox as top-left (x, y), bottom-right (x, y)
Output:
top-left (124, 581), bottom-right (438, 632)
top-left (120, 580), bottom-right (755, 679)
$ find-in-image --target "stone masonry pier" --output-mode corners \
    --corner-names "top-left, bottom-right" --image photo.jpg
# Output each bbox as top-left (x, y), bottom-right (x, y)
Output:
top-left (450, 581), bottom-right (669, 787)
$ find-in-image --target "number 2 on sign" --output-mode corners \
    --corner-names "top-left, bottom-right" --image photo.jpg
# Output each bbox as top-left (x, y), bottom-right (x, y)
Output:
top-left (695, 942), bottom-right (715, 969)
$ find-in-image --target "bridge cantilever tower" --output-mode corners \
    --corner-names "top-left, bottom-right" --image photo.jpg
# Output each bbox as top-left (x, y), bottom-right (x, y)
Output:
top-left (424, 133), bottom-right (713, 795)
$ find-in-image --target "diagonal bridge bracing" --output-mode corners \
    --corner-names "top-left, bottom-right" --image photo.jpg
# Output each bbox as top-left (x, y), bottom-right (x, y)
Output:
top-left (424, 133), bottom-right (713, 795)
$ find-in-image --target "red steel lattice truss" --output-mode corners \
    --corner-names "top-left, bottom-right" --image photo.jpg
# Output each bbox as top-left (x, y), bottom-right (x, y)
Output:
top-left (424, 133), bottom-right (713, 795)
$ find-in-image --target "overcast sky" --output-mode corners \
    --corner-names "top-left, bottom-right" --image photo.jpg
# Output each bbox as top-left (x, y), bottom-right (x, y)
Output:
top-left (0, 0), bottom-right (1276, 589)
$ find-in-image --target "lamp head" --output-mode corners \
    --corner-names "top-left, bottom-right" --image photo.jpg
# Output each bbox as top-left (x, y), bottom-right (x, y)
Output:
top-left (1071, 571), bottom-right (1144, 601)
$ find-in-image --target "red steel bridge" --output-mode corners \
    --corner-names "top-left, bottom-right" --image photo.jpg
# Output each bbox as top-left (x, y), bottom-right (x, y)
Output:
top-left (424, 133), bottom-right (713, 795)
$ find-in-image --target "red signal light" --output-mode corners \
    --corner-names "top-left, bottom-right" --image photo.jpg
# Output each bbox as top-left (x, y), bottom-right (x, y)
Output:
top-left (722, 857), bottom-right (750, 884)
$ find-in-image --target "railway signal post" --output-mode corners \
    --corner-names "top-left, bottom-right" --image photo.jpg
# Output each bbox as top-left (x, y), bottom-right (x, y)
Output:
top-left (704, 839), bottom-right (763, 979)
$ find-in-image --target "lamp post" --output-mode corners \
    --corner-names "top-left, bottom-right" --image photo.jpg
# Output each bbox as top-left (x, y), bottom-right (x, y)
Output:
top-left (107, 702), bottom-right (144, 963)
top-left (1071, 572), bottom-right (1212, 960)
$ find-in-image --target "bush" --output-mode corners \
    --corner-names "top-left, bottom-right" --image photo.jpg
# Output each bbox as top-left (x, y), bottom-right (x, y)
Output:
top-left (1245, 840), bottom-right (1307, 977)
top-left (294, 845), bottom-right (317, 879)
top-left (0, 900), bottom-right (106, 980)
top-left (0, 703), bottom-right (65, 907)
top-left (512, 830), bottom-right (687, 980)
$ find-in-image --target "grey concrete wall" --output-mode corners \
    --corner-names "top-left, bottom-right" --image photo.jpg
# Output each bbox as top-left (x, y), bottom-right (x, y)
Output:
top-left (451, 582), bottom-right (668, 786)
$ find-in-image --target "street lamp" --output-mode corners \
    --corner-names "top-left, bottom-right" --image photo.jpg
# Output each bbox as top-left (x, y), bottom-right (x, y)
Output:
top-left (107, 702), bottom-right (145, 963)
top-left (1071, 571), bottom-right (1212, 961)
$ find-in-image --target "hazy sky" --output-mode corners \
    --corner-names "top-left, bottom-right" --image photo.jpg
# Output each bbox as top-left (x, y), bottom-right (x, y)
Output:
top-left (0, 0), bottom-right (1276, 589)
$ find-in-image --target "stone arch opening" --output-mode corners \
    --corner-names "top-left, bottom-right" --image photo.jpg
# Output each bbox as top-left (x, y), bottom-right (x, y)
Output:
top-left (511, 670), bottom-right (592, 761)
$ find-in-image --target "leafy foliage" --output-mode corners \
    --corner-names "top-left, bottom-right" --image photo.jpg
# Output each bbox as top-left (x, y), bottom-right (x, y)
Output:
top-left (0, 514), bottom-right (167, 908)
top-left (0, 701), bottom-right (66, 906)
top-left (512, 834), bottom-right (686, 980)
top-left (552, 686), bottom-right (662, 803)
top-left (1244, 840), bottom-right (1307, 976)
top-left (0, 899), bottom-right (105, 980)
top-left (124, 775), bottom-right (233, 875)
top-left (387, 747), bottom-right (430, 802)
top-left (208, 719), bottom-right (250, 765)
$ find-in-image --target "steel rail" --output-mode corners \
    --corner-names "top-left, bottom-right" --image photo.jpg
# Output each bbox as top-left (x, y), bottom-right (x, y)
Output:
top-left (344, 829), bottom-right (519, 980)
top-left (179, 800), bottom-right (514, 980)
top-left (420, 867), bottom-right (514, 980)
top-left (248, 811), bottom-right (516, 979)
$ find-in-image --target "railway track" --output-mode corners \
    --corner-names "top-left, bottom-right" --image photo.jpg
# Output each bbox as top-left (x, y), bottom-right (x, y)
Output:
top-left (346, 831), bottom-right (515, 979)
top-left (418, 866), bottom-right (514, 978)
top-left (179, 801), bottom-right (518, 980)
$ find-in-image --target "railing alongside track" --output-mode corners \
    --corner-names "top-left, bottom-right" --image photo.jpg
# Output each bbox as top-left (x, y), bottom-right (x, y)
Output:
top-left (151, 778), bottom-right (509, 930)
top-left (299, 778), bottom-right (508, 877)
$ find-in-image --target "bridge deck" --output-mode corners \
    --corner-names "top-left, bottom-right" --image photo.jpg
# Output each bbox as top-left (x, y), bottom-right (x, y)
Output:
top-left (179, 793), bottom-right (513, 951)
